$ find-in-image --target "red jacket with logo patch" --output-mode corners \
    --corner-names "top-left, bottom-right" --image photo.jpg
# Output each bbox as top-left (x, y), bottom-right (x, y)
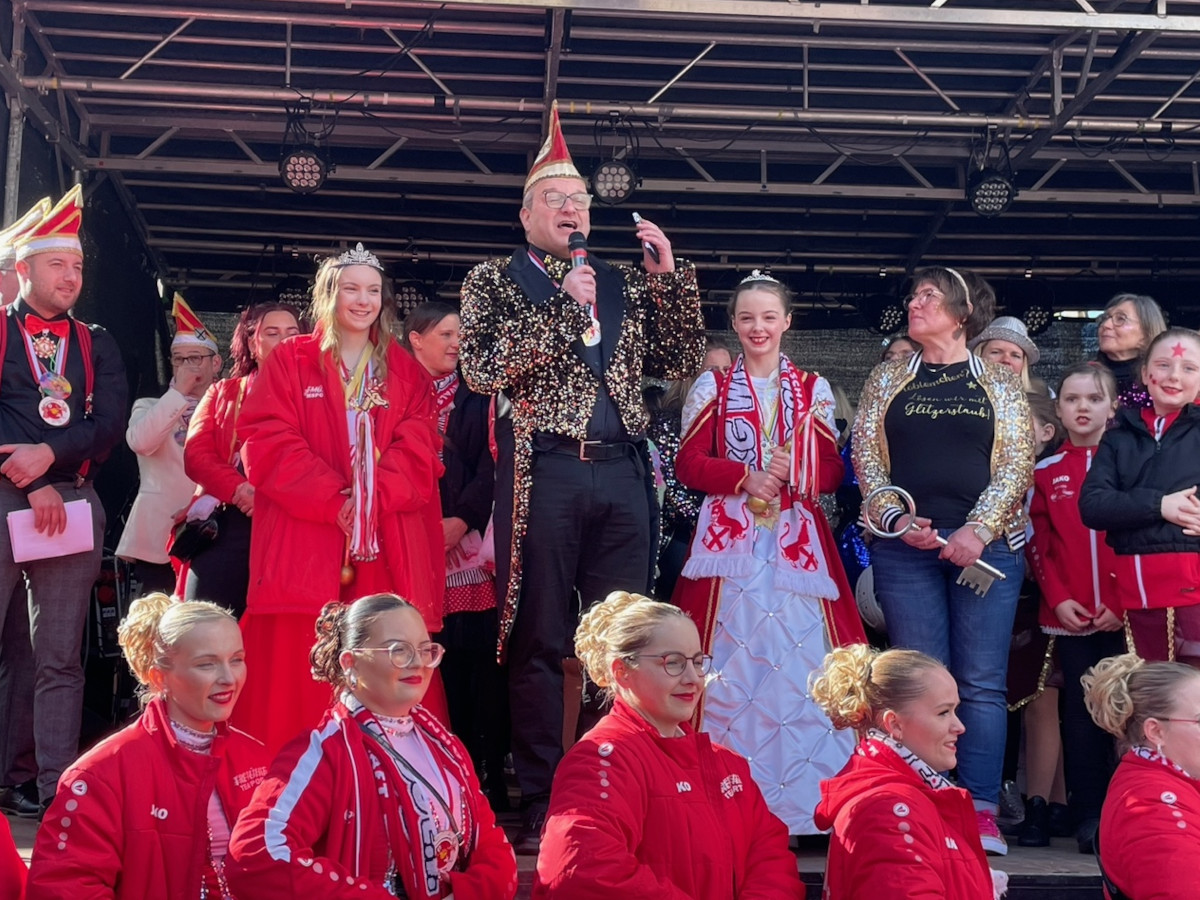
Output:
top-left (238, 332), bottom-right (444, 629)
top-left (814, 740), bottom-right (994, 900)
top-left (1028, 440), bottom-right (1120, 631)
top-left (534, 699), bottom-right (801, 900)
top-left (1099, 752), bottom-right (1200, 900)
top-left (26, 698), bottom-right (268, 900)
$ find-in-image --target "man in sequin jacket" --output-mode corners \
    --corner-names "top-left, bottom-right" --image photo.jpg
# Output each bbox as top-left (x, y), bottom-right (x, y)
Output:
top-left (459, 103), bottom-right (704, 852)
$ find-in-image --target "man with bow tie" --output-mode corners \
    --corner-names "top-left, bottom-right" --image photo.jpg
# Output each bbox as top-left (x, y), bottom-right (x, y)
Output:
top-left (460, 104), bottom-right (704, 852)
top-left (0, 185), bottom-right (126, 816)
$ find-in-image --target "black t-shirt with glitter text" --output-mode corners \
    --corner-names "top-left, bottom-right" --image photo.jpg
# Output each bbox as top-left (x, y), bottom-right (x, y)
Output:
top-left (884, 361), bottom-right (994, 529)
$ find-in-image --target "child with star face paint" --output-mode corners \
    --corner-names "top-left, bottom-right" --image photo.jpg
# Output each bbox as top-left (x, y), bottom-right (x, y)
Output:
top-left (1080, 328), bottom-right (1200, 664)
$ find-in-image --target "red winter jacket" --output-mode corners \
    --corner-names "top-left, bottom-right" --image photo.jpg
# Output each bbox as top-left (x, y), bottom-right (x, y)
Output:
top-left (1027, 440), bottom-right (1120, 632)
top-left (227, 700), bottom-right (515, 900)
top-left (185, 375), bottom-right (251, 505)
top-left (1, 816), bottom-right (25, 900)
top-left (1099, 752), bottom-right (1200, 900)
top-left (814, 740), bottom-right (994, 900)
top-left (26, 699), bottom-right (268, 900)
top-left (534, 699), bottom-right (802, 900)
top-left (238, 333), bottom-right (445, 629)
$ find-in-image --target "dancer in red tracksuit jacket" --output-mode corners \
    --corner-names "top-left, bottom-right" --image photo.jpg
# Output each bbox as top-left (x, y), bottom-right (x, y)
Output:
top-left (27, 594), bottom-right (267, 900)
top-left (812, 645), bottom-right (1004, 900)
top-left (1027, 361), bottom-right (1125, 852)
top-left (228, 594), bottom-right (516, 900)
top-left (1084, 653), bottom-right (1200, 900)
top-left (536, 591), bottom-right (801, 900)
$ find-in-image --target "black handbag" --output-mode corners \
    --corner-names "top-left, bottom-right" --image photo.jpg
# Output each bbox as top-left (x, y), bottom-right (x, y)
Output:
top-left (168, 507), bottom-right (222, 561)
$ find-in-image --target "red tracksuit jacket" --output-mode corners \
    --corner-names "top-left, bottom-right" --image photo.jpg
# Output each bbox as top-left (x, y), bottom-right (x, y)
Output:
top-left (1099, 752), bottom-right (1200, 900)
top-left (534, 699), bottom-right (802, 900)
top-left (1027, 440), bottom-right (1119, 632)
top-left (26, 699), bottom-right (267, 900)
top-left (814, 741), bottom-right (995, 900)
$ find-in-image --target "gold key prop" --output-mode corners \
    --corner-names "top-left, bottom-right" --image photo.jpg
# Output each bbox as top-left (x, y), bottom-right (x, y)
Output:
top-left (863, 485), bottom-right (1006, 597)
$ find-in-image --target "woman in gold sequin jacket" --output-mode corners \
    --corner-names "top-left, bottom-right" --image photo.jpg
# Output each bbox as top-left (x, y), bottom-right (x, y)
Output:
top-left (851, 265), bottom-right (1034, 857)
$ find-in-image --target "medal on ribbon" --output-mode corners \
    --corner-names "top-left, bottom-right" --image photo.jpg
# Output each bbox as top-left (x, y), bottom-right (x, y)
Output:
top-left (31, 333), bottom-right (58, 360)
top-left (21, 322), bottom-right (73, 427)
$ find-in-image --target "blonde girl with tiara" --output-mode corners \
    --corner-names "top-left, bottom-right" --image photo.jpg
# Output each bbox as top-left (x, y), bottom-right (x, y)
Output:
top-left (672, 270), bottom-right (865, 835)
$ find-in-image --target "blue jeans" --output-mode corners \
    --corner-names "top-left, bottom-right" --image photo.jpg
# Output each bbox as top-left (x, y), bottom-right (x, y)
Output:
top-left (870, 533), bottom-right (1024, 807)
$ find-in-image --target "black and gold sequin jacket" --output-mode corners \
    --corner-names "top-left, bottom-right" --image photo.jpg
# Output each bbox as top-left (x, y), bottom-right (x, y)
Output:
top-left (851, 351), bottom-right (1034, 545)
top-left (460, 247), bottom-right (705, 655)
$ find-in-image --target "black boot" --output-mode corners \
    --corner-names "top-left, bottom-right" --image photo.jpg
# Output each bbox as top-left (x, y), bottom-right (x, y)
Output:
top-left (1017, 795), bottom-right (1051, 847)
top-left (513, 799), bottom-right (548, 855)
top-left (1048, 802), bottom-right (1072, 838)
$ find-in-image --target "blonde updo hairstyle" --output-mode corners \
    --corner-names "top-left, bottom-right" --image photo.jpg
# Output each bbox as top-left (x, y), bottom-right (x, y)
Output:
top-left (810, 644), bottom-right (946, 732)
top-left (575, 591), bottom-right (692, 699)
top-left (1083, 653), bottom-right (1200, 747)
top-left (116, 592), bottom-right (237, 705)
top-left (310, 592), bottom-right (417, 688)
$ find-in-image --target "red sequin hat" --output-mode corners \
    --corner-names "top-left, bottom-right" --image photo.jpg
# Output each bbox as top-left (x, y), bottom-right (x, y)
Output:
top-left (524, 101), bottom-right (581, 192)
top-left (0, 197), bottom-right (51, 268)
top-left (15, 184), bottom-right (83, 261)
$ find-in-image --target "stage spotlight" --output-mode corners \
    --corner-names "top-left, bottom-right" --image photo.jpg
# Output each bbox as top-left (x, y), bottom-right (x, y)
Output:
top-left (593, 159), bottom-right (638, 205)
top-left (861, 293), bottom-right (906, 335)
top-left (967, 167), bottom-right (1016, 218)
top-left (280, 145), bottom-right (328, 194)
top-left (1022, 303), bottom-right (1054, 336)
top-left (395, 279), bottom-right (429, 317)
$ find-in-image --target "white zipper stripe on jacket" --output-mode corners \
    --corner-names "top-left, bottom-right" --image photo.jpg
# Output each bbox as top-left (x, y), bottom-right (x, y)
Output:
top-left (264, 716), bottom-right (343, 862)
top-left (1087, 448), bottom-right (1102, 615)
top-left (1135, 555), bottom-right (1150, 609)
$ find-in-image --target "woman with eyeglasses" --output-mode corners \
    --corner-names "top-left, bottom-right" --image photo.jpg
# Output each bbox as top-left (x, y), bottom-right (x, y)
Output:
top-left (535, 591), bottom-right (801, 900)
top-left (853, 266), bottom-right (1033, 856)
top-left (235, 245), bottom-right (445, 754)
top-left (1094, 292), bottom-right (1168, 411)
top-left (227, 593), bottom-right (517, 900)
top-left (1083, 653), bottom-right (1200, 900)
top-left (180, 302), bottom-right (302, 616)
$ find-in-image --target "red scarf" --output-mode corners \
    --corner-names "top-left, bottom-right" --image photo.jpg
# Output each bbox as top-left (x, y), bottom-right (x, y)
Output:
top-left (346, 698), bottom-right (478, 899)
top-left (433, 373), bottom-right (458, 463)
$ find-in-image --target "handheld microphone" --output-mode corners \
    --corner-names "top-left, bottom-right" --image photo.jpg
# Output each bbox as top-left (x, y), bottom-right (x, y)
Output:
top-left (568, 232), bottom-right (589, 270)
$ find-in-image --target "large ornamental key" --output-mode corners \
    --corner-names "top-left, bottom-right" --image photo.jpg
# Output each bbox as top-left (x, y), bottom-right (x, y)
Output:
top-left (863, 485), bottom-right (1006, 597)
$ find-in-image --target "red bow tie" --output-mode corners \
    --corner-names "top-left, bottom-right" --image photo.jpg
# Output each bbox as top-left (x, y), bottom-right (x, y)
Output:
top-left (24, 315), bottom-right (69, 340)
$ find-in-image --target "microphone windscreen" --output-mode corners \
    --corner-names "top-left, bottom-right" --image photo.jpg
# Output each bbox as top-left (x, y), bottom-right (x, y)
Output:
top-left (568, 232), bottom-right (588, 253)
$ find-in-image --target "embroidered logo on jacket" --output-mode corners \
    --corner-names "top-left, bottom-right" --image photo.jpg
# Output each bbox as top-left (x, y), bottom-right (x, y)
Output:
top-left (945, 837), bottom-right (959, 850)
top-left (676, 781), bottom-right (692, 793)
top-left (304, 385), bottom-right (325, 399)
top-left (150, 804), bottom-right (169, 820)
top-left (720, 774), bottom-right (744, 799)
top-left (232, 766), bottom-right (267, 790)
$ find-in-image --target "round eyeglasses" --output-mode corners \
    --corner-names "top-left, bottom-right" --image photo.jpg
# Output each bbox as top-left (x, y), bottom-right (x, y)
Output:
top-left (630, 652), bottom-right (713, 676)
top-left (541, 190), bottom-right (593, 210)
top-left (354, 641), bottom-right (445, 670)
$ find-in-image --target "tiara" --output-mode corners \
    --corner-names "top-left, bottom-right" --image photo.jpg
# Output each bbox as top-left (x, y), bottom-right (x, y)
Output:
top-left (738, 268), bottom-right (781, 286)
top-left (335, 242), bottom-right (383, 270)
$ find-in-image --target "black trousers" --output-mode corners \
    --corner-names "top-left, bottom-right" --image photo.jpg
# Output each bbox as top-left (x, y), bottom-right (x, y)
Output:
top-left (437, 609), bottom-right (509, 791)
top-left (184, 507), bottom-right (251, 618)
top-left (508, 448), bottom-right (652, 805)
top-left (1058, 629), bottom-right (1125, 825)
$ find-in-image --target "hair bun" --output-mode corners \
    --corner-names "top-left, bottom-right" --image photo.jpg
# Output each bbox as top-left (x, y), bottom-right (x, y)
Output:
top-left (1083, 653), bottom-right (1144, 738)
top-left (810, 645), bottom-right (877, 732)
